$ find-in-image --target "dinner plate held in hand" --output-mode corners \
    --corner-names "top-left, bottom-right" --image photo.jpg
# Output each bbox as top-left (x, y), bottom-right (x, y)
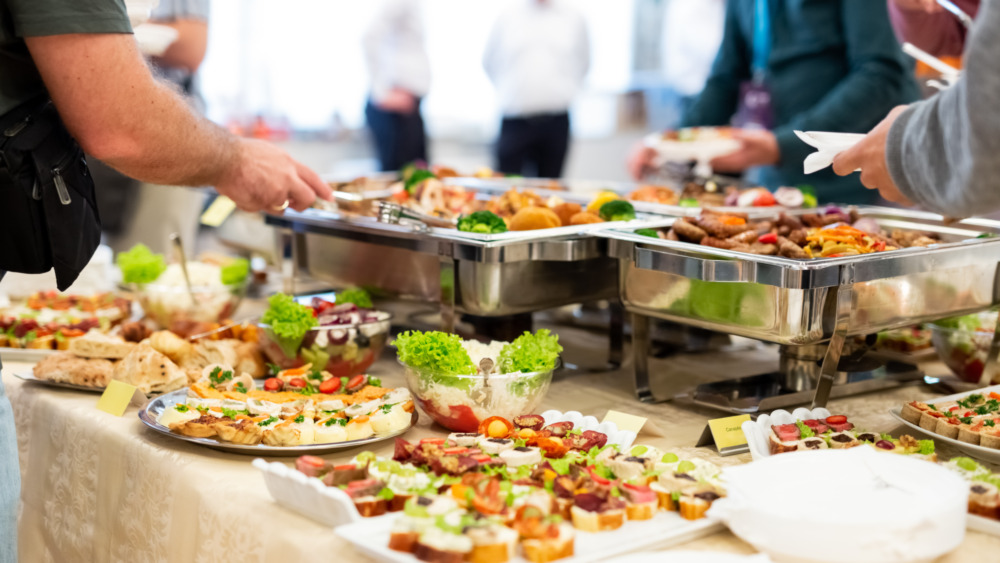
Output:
top-left (138, 387), bottom-right (418, 456)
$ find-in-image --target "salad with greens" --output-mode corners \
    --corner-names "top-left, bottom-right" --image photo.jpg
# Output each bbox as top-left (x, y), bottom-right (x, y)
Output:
top-left (932, 310), bottom-right (997, 383)
top-left (395, 330), bottom-right (562, 431)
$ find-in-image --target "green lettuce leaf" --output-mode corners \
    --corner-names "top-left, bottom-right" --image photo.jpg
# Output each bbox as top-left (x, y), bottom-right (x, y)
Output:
top-left (261, 293), bottom-right (318, 356)
top-left (220, 257), bottom-right (249, 285)
top-left (117, 244), bottom-right (166, 284)
top-left (497, 329), bottom-right (562, 373)
top-left (395, 331), bottom-right (477, 390)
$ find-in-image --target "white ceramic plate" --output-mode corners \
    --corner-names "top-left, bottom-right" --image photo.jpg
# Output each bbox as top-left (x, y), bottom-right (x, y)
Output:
top-left (605, 552), bottom-right (772, 563)
top-left (13, 371), bottom-right (105, 393)
top-left (968, 513), bottom-right (1000, 537)
top-left (254, 410), bottom-right (638, 527)
top-left (888, 384), bottom-right (1000, 465)
top-left (643, 131), bottom-right (741, 165)
top-left (336, 510), bottom-right (720, 563)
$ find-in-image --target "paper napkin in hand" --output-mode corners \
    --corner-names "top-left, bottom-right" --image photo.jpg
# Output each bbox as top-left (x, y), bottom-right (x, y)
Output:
top-left (794, 131), bottom-right (865, 174)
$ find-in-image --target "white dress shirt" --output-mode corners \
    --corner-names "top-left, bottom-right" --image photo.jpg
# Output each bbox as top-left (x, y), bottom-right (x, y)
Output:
top-left (660, 0), bottom-right (725, 97)
top-left (482, 0), bottom-right (591, 117)
top-left (363, 0), bottom-right (431, 101)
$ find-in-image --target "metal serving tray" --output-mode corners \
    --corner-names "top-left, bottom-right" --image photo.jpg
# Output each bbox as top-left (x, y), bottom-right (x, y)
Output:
top-left (602, 207), bottom-right (1000, 406)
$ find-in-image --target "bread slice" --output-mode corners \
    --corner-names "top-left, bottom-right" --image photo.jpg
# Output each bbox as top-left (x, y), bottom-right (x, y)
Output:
top-left (466, 526), bottom-right (516, 563)
top-left (522, 524), bottom-right (574, 563)
top-left (678, 495), bottom-right (711, 521)
top-left (33, 351), bottom-right (115, 387)
top-left (900, 402), bottom-right (927, 425)
top-left (413, 543), bottom-right (465, 563)
top-left (650, 483), bottom-right (677, 511)
top-left (980, 430), bottom-right (1000, 450)
top-left (353, 497), bottom-right (387, 518)
top-left (919, 410), bottom-right (946, 432)
top-left (26, 335), bottom-right (55, 350)
top-left (570, 506), bottom-right (624, 532)
top-left (969, 482), bottom-right (1000, 520)
top-left (768, 430), bottom-right (800, 455)
top-left (958, 423), bottom-right (986, 445)
top-left (112, 342), bottom-right (187, 394)
top-left (388, 531), bottom-right (420, 553)
top-left (625, 500), bottom-right (657, 521)
top-left (69, 330), bottom-right (135, 359)
top-left (935, 416), bottom-right (964, 440)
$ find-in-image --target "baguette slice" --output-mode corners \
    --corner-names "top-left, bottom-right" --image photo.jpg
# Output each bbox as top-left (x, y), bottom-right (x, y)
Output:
top-left (969, 482), bottom-right (1000, 520)
top-left (388, 531), bottom-right (420, 553)
top-left (981, 430), bottom-right (1000, 450)
top-left (569, 506), bottom-right (624, 532)
top-left (678, 495), bottom-right (711, 521)
top-left (900, 401), bottom-right (928, 425)
top-left (935, 416), bottom-right (967, 440)
top-left (650, 483), bottom-right (677, 511)
top-left (522, 524), bottom-right (574, 563)
top-left (466, 526), bottom-right (517, 563)
top-left (413, 543), bottom-right (465, 563)
top-left (353, 497), bottom-right (388, 517)
top-left (768, 429), bottom-right (800, 455)
top-left (625, 500), bottom-right (657, 521)
top-left (919, 410), bottom-right (948, 432)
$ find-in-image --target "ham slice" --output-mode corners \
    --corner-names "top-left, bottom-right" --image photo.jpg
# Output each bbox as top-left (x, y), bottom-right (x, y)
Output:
top-left (773, 424), bottom-right (800, 442)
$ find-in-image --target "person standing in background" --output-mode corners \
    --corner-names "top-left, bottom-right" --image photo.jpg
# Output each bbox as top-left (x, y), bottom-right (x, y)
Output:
top-left (362, 0), bottom-right (431, 172)
top-left (888, 0), bottom-right (980, 57)
top-left (95, 0), bottom-right (212, 255)
top-left (629, 0), bottom-right (919, 205)
top-left (483, 0), bottom-right (590, 178)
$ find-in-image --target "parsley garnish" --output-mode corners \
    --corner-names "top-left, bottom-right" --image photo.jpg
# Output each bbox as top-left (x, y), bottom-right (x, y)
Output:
top-left (234, 382), bottom-right (247, 394)
top-left (988, 420), bottom-right (997, 427)
top-left (976, 405), bottom-right (989, 415)
top-left (325, 417), bottom-right (348, 427)
top-left (221, 408), bottom-right (240, 419)
top-left (308, 371), bottom-right (324, 382)
top-left (369, 377), bottom-right (382, 387)
top-left (266, 363), bottom-right (282, 376)
top-left (258, 416), bottom-right (279, 427)
top-left (208, 367), bottom-right (233, 388)
top-left (175, 404), bottom-right (189, 413)
top-left (380, 403), bottom-right (396, 414)
top-left (960, 416), bottom-right (974, 424)
top-left (294, 414), bottom-right (305, 423)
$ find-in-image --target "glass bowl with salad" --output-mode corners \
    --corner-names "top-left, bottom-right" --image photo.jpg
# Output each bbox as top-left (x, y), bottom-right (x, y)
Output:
top-left (395, 329), bottom-right (561, 432)
top-left (258, 290), bottom-right (392, 379)
top-left (931, 311), bottom-right (998, 383)
top-left (117, 244), bottom-right (249, 329)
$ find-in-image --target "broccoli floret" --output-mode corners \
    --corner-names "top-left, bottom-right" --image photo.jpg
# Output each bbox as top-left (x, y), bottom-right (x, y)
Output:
top-left (404, 168), bottom-right (437, 195)
top-left (457, 211), bottom-right (508, 234)
top-left (599, 200), bottom-right (636, 222)
top-left (634, 228), bottom-right (660, 238)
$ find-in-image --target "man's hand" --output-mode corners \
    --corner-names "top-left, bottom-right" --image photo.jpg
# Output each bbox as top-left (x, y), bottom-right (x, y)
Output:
top-left (892, 0), bottom-right (943, 13)
top-left (709, 129), bottom-right (780, 173)
top-left (376, 87), bottom-right (417, 114)
top-left (216, 139), bottom-right (333, 212)
top-left (627, 142), bottom-right (658, 180)
top-left (831, 106), bottom-right (913, 205)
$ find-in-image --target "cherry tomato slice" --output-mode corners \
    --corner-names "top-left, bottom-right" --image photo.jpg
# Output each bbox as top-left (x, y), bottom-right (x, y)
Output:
top-left (334, 464), bottom-right (357, 471)
top-left (758, 232), bottom-right (778, 245)
top-left (346, 374), bottom-right (368, 392)
top-left (263, 378), bottom-right (284, 392)
top-left (287, 377), bottom-right (307, 389)
top-left (319, 378), bottom-right (342, 394)
top-left (420, 438), bottom-right (447, 446)
top-left (825, 415), bottom-right (848, 425)
top-left (443, 447), bottom-right (469, 456)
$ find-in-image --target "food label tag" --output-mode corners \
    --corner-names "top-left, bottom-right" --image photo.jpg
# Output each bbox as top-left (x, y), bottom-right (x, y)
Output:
top-left (697, 414), bottom-right (751, 456)
top-left (200, 195), bottom-right (237, 227)
top-left (602, 410), bottom-right (647, 434)
top-left (97, 380), bottom-right (145, 417)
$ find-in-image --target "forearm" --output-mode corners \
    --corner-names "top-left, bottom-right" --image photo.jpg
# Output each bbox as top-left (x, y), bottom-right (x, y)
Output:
top-left (150, 19), bottom-right (208, 73)
top-left (27, 33), bottom-right (238, 187)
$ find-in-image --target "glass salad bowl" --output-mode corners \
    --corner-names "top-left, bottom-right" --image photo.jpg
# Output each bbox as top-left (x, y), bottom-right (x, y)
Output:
top-left (400, 360), bottom-right (556, 432)
top-left (259, 307), bottom-right (392, 379)
top-left (122, 279), bottom-right (247, 329)
top-left (930, 311), bottom-right (998, 383)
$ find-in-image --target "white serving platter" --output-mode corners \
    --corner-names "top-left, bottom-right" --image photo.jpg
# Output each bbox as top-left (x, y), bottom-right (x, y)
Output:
top-left (888, 384), bottom-right (1000, 464)
top-left (13, 371), bottom-right (106, 393)
top-left (335, 510), bottom-right (721, 563)
top-left (740, 407), bottom-right (832, 462)
top-left (255, 410), bottom-right (637, 527)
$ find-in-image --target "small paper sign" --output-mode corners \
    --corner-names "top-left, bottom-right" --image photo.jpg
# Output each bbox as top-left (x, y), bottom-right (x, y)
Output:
top-left (697, 414), bottom-right (751, 456)
top-left (97, 380), bottom-right (146, 417)
top-left (602, 410), bottom-right (647, 434)
top-left (200, 195), bottom-right (237, 227)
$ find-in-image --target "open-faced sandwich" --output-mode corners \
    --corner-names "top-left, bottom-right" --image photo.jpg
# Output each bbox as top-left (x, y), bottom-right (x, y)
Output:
top-left (901, 392), bottom-right (1000, 448)
top-left (767, 414), bottom-right (937, 461)
top-left (0, 290), bottom-right (131, 350)
top-left (292, 414), bottom-right (724, 563)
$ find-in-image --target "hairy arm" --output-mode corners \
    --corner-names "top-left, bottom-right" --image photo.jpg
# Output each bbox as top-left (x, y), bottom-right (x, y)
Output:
top-left (150, 18), bottom-right (208, 72)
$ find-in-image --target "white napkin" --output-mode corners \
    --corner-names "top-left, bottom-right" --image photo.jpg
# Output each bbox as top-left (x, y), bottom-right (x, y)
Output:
top-left (794, 130), bottom-right (865, 174)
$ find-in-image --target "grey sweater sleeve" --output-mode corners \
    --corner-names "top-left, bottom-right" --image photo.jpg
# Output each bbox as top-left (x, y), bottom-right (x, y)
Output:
top-left (886, 0), bottom-right (1000, 217)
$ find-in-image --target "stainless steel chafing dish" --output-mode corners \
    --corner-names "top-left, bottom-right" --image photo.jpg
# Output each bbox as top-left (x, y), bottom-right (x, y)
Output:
top-left (602, 207), bottom-right (1000, 409)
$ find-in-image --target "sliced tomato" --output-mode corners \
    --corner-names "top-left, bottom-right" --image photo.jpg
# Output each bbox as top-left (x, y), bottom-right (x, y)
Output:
top-left (334, 464), bottom-right (357, 471)
top-left (758, 232), bottom-right (778, 245)
top-left (470, 454), bottom-right (492, 463)
top-left (287, 377), bottom-right (307, 389)
top-left (263, 378), bottom-right (284, 392)
top-left (444, 447), bottom-right (470, 455)
top-left (585, 465), bottom-right (611, 486)
top-left (825, 415), bottom-right (848, 425)
top-left (318, 378), bottom-right (342, 394)
top-left (347, 374), bottom-right (368, 392)
top-left (420, 437), bottom-right (447, 446)
top-left (299, 455), bottom-right (326, 469)
top-left (753, 192), bottom-right (777, 207)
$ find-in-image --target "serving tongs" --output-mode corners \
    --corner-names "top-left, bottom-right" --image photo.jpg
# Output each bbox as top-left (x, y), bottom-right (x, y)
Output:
top-left (169, 232), bottom-right (197, 307)
top-left (376, 201), bottom-right (457, 231)
top-left (331, 188), bottom-right (398, 203)
top-left (470, 358), bottom-right (495, 405)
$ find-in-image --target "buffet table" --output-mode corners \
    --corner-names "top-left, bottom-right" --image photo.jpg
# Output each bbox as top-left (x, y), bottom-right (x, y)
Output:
top-left (8, 327), bottom-right (1000, 561)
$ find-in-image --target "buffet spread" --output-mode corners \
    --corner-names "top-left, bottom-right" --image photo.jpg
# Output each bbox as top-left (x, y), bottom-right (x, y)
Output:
top-left (12, 159), bottom-right (1000, 562)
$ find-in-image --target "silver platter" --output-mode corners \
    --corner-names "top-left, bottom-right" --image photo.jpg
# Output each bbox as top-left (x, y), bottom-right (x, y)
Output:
top-left (14, 371), bottom-right (107, 394)
top-left (138, 387), bottom-right (418, 456)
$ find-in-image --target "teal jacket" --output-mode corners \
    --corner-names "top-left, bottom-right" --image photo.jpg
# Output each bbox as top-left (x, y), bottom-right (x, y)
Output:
top-left (681, 0), bottom-right (920, 204)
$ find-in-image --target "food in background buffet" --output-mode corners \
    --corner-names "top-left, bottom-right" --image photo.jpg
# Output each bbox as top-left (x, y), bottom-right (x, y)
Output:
top-left (643, 207), bottom-right (941, 258)
top-left (32, 325), bottom-right (263, 392)
top-left (942, 456), bottom-right (1000, 521)
top-left (628, 182), bottom-right (817, 210)
top-left (875, 325), bottom-right (933, 353)
top-left (461, 190), bottom-right (637, 233)
top-left (766, 414), bottom-right (937, 460)
top-left (159, 365), bottom-right (413, 446)
top-left (0, 291), bottom-right (131, 350)
top-left (900, 391), bottom-right (1000, 447)
top-left (258, 290), bottom-right (392, 379)
top-left (117, 244), bottom-right (250, 330)
top-left (293, 414), bottom-right (725, 562)
top-left (395, 330), bottom-right (561, 432)
top-left (930, 311), bottom-right (998, 383)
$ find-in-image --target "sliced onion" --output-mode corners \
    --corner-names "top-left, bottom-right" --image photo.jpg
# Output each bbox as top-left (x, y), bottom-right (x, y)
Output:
top-left (774, 187), bottom-right (804, 208)
top-left (852, 217), bottom-right (880, 234)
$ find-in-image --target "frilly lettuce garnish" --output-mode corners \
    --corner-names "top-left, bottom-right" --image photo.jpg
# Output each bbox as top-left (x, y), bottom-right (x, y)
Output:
top-left (261, 293), bottom-right (318, 356)
top-left (336, 287), bottom-right (373, 309)
top-left (395, 331), bottom-right (477, 390)
top-left (497, 329), bottom-right (563, 373)
top-left (117, 244), bottom-right (166, 284)
top-left (220, 257), bottom-right (250, 285)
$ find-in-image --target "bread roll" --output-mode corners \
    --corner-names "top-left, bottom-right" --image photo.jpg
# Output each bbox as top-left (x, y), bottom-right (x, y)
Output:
top-left (569, 212), bottom-right (603, 225)
top-left (509, 207), bottom-right (561, 231)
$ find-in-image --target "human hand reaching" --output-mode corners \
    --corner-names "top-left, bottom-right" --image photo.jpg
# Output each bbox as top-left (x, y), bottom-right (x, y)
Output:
top-left (709, 129), bottom-right (780, 174)
top-left (831, 106), bottom-right (913, 206)
top-left (214, 139), bottom-right (333, 213)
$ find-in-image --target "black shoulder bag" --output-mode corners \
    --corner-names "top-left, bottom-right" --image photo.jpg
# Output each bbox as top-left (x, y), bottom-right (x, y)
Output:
top-left (0, 97), bottom-right (102, 290)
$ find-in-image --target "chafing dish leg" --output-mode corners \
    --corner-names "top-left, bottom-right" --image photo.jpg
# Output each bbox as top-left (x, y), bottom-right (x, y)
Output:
top-left (979, 290), bottom-right (1000, 385)
top-left (810, 286), bottom-right (854, 409)
top-left (632, 313), bottom-right (657, 402)
top-left (608, 301), bottom-right (624, 367)
top-left (439, 256), bottom-right (456, 333)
